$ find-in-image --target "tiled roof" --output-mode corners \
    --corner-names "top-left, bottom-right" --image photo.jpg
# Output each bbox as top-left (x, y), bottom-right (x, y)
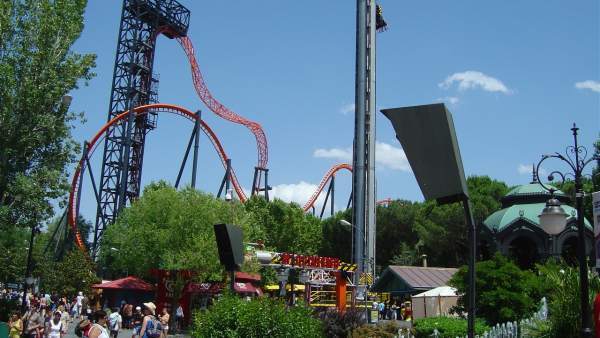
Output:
top-left (91, 276), bottom-right (155, 291)
top-left (387, 266), bottom-right (457, 289)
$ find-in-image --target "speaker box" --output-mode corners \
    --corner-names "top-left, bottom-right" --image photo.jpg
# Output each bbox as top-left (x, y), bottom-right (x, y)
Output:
top-left (213, 223), bottom-right (244, 271)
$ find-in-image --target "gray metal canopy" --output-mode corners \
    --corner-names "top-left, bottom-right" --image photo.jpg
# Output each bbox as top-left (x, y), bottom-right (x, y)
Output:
top-left (381, 103), bottom-right (469, 205)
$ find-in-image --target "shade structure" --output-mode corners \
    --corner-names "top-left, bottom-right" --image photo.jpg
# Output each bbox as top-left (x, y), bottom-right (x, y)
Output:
top-left (412, 286), bottom-right (459, 319)
top-left (381, 103), bottom-right (468, 204)
top-left (91, 276), bottom-right (155, 292)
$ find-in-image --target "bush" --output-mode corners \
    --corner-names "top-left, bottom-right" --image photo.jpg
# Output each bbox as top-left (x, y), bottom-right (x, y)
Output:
top-left (532, 262), bottom-right (600, 337)
top-left (413, 316), bottom-right (489, 338)
top-left (449, 253), bottom-right (545, 325)
top-left (350, 322), bottom-right (402, 338)
top-left (192, 295), bottom-right (323, 338)
top-left (316, 308), bottom-right (365, 338)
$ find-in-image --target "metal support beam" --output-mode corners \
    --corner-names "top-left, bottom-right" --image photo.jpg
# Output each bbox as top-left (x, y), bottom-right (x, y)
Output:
top-left (319, 178), bottom-right (334, 219)
top-left (217, 159), bottom-right (232, 198)
top-left (462, 197), bottom-right (476, 338)
top-left (331, 175), bottom-right (335, 216)
top-left (175, 121), bottom-right (198, 189)
top-left (76, 142), bottom-right (89, 224)
top-left (191, 110), bottom-right (201, 189)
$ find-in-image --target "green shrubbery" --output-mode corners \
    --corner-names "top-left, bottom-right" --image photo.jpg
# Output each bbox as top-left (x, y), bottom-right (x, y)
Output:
top-left (449, 253), bottom-right (545, 325)
top-left (317, 308), bottom-right (364, 338)
top-left (413, 316), bottom-right (489, 338)
top-left (192, 294), bottom-right (323, 338)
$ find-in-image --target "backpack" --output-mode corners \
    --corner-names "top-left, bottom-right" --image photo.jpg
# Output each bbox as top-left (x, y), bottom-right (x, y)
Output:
top-left (145, 316), bottom-right (162, 338)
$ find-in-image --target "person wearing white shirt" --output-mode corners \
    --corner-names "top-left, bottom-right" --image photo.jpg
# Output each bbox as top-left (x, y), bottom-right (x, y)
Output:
top-left (107, 308), bottom-right (122, 338)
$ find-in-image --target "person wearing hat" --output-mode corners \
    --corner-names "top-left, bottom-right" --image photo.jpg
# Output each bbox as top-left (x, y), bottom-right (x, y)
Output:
top-left (45, 311), bottom-right (65, 338)
top-left (132, 306), bottom-right (143, 336)
top-left (138, 302), bottom-right (161, 338)
top-left (87, 311), bottom-right (109, 338)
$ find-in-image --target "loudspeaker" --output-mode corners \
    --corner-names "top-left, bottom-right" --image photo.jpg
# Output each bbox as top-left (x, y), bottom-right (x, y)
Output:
top-left (213, 224), bottom-right (244, 271)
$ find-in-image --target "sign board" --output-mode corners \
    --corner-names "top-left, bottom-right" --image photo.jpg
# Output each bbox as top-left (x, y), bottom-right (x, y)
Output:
top-left (593, 192), bottom-right (600, 270)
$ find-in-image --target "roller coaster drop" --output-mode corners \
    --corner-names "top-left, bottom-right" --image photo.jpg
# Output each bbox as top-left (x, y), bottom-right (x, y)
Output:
top-left (67, 0), bottom-right (357, 257)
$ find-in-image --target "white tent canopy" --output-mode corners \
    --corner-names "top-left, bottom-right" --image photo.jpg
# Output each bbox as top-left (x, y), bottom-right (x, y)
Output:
top-left (411, 286), bottom-right (458, 319)
top-left (413, 286), bottom-right (457, 298)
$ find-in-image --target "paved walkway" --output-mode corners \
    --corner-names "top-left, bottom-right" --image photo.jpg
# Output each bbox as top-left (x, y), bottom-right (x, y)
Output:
top-left (63, 327), bottom-right (190, 338)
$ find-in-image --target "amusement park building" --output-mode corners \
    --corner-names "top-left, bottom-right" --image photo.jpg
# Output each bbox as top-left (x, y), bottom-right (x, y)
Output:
top-left (480, 181), bottom-right (593, 269)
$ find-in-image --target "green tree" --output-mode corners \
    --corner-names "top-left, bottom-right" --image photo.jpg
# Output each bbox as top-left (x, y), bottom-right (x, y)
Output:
top-left (375, 200), bottom-right (421, 269)
top-left (244, 196), bottom-right (322, 255)
top-left (319, 210), bottom-right (353, 262)
top-left (0, 0), bottom-right (96, 230)
top-left (101, 183), bottom-right (248, 280)
top-left (448, 253), bottom-right (545, 325)
top-left (0, 225), bottom-right (29, 284)
top-left (414, 176), bottom-right (508, 267)
top-left (35, 249), bottom-right (99, 297)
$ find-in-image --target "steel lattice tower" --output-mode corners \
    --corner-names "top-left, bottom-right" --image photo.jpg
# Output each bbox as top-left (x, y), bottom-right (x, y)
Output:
top-left (93, 0), bottom-right (190, 257)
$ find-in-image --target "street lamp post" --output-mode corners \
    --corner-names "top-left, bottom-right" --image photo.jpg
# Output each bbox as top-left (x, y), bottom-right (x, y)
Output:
top-left (21, 225), bottom-right (38, 314)
top-left (536, 123), bottom-right (598, 338)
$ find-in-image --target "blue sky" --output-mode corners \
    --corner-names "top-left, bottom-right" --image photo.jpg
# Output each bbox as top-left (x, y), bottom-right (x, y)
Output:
top-left (69, 0), bottom-right (599, 221)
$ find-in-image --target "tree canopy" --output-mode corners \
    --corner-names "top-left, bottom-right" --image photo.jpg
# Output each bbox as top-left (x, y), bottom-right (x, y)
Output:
top-left (100, 182), bottom-right (323, 281)
top-left (0, 0), bottom-right (95, 230)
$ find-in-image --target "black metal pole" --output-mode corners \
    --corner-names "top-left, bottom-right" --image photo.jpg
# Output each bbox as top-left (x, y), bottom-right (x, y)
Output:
top-left (572, 125), bottom-right (593, 338)
top-left (21, 225), bottom-right (36, 314)
top-left (331, 175), bottom-right (335, 217)
top-left (191, 110), bottom-right (201, 189)
top-left (319, 181), bottom-right (334, 219)
top-left (175, 124), bottom-right (197, 189)
top-left (264, 168), bottom-right (270, 201)
top-left (461, 197), bottom-right (476, 338)
top-left (230, 270), bottom-right (235, 294)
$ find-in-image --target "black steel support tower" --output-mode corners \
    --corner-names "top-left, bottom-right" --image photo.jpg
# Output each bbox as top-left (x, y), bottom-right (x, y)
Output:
top-left (93, 0), bottom-right (190, 258)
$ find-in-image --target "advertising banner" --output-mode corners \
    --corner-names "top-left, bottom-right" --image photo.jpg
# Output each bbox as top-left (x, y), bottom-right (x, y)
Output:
top-left (593, 192), bottom-right (600, 270)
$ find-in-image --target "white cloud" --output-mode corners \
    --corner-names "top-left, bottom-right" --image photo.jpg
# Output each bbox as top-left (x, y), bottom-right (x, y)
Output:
top-left (439, 71), bottom-right (511, 94)
top-left (340, 103), bottom-right (355, 115)
top-left (575, 80), bottom-right (600, 93)
top-left (270, 181), bottom-right (328, 211)
top-left (313, 147), bottom-right (352, 162)
top-left (517, 164), bottom-right (547, 178)
top-left (436, 96), bottom-right (459, 105)
top-left (313, 142), bottom-right (410, 172)
top-left (375, 142), bottom-right (411, 171)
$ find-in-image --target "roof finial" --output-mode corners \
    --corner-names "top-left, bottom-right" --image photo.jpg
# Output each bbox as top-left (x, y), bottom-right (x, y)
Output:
top-left (532, 163), bottom-right (538, 183)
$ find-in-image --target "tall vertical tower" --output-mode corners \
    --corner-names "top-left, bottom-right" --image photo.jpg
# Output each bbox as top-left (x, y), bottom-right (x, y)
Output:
top-left (353, 0), bottom-right (385, 281)
top-left (93, 0), bottom-right (190, 257)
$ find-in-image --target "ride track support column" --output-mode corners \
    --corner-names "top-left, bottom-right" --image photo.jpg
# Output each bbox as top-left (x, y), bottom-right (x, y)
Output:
top-left (191, 110), bottom-right (201, 189)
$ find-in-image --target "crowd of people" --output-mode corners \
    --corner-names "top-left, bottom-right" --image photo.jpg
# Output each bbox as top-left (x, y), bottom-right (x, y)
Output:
top-left (375, 300), bottom-right (412, 321)
top-left (1, 289), bottom-right (183, 338)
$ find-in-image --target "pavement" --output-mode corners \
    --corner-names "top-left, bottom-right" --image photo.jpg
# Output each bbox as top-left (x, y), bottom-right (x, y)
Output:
top-left (62, 327), bottom-right (191, 338)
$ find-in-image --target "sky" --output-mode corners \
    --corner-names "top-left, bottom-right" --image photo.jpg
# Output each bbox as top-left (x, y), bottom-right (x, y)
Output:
top-left (68, 0), bottom-right (600, 222)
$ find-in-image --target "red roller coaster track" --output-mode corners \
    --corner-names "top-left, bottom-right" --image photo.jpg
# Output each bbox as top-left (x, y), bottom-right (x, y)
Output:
top-left (302, 163), bottom-right (352, 212)
top-left (68, 103), bottom-right (248, 251)
top-left (176, 35), bottom-right (268, 169)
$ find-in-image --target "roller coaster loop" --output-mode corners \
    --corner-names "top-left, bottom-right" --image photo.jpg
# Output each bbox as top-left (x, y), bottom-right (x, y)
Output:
top-left (68, 103), bottom-right (248, 251)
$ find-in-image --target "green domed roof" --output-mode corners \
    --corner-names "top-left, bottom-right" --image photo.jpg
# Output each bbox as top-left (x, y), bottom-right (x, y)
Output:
top-left (483, 202), bottom-right (591, 233)
top-left (505, 183), bottom-right (566, 197)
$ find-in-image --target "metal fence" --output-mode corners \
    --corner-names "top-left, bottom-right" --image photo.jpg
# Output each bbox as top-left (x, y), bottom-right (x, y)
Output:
top-left (396, 298), bottom-right (548, 338)
top-left (454, 297), bottom-right (548, 338)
